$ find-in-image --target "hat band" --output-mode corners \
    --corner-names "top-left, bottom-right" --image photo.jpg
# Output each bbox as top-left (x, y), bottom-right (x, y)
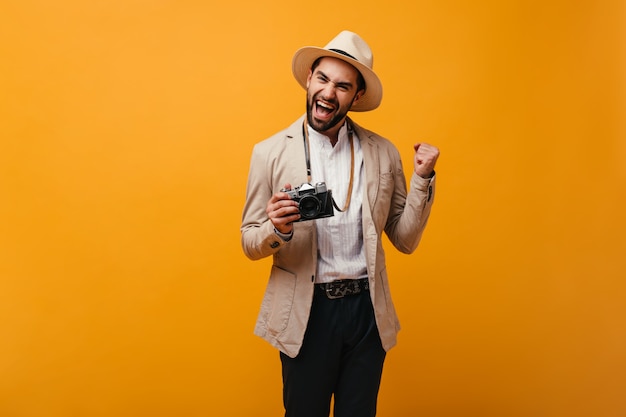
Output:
top-left (329, 48), bottom-right (357, 61)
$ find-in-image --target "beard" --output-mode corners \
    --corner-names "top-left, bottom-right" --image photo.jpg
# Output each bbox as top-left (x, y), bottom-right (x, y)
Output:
top-left (306, 91), bottom-right (352, 134)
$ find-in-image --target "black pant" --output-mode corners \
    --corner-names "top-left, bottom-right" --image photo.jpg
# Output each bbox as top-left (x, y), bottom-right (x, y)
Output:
top-left (280, 287), bottom-right (386, 417)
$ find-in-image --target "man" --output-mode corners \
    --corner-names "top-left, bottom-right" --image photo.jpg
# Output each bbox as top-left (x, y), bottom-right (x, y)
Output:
top-left (241, 31), bottom-right (439, 417)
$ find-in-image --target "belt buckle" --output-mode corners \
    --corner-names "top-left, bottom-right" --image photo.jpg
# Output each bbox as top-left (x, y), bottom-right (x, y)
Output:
top-left (325, 284), bottom-right (346, 299)
top-left (323, 280), bottom-right (361, 299)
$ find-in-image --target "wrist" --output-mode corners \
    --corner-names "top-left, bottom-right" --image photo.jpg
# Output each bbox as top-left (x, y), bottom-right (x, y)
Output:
top-left (416, 170), bottom-right (435, 179)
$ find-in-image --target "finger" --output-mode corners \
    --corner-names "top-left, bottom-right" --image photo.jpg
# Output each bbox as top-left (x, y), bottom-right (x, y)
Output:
top-left (416, 146), bottom-right (439, 161)
top-left (270, 208), bottom-right (301, 231)
top-left (268, 200), bottom-right (299, 218)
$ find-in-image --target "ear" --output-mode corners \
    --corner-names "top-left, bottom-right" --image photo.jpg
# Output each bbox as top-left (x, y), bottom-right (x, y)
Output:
top-left (306, 70), bottom-right (313, 88)
top-left (353, 89), bottom-right (365, 103)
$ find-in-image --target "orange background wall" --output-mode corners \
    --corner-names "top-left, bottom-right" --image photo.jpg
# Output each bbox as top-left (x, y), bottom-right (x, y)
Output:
top-left (1, 1), bottom-right (624, 416)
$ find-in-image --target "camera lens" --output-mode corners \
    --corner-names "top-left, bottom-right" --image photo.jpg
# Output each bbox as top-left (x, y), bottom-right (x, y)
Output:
top-left (298, 195), bottom-right (321, 219)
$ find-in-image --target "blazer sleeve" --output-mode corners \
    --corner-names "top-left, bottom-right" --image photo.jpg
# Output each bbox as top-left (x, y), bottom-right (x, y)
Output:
top-left (384, 149), bottom-right (436, 254)
top-left (240, 142), bottom-right (289, 260)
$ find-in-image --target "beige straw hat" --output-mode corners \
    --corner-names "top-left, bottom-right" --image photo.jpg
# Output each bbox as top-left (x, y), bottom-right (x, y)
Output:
top-left (291, 31), bottom-right (383, 112)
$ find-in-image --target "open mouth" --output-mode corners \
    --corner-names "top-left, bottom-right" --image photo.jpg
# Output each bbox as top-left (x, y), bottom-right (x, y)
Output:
top-left (315, 100), bottom-right (336, 119)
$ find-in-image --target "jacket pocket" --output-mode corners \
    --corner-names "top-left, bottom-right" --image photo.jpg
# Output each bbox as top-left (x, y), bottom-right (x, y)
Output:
top-left (265, 265), bottom-right (297, 336)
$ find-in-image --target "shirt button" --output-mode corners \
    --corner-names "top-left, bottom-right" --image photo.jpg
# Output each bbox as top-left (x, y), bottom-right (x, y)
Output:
top-left (270, 241), bottom-right (280, 249)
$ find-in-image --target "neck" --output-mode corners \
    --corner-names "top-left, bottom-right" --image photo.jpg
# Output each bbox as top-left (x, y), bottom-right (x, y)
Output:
top-left (325, 126), bottom-right (341, 146)
top-left (316, 118), bottom-right (348, 147)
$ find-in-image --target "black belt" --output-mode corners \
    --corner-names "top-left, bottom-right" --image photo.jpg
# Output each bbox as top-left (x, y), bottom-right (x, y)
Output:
top-left (315, 278), bottom-right (369, 299)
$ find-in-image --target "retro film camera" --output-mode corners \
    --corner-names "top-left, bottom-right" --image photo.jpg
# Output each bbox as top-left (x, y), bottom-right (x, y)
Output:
top-left (282, 182), bottom-right (334, 222)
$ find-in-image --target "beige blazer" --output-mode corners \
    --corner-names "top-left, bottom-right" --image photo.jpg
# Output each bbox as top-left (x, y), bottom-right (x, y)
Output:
top-left (241, 115), bottom-right (435, 358)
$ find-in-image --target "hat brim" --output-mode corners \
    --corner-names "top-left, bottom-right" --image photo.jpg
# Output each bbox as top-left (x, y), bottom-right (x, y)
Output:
top-left (292, 47), bottom-right (383, 112)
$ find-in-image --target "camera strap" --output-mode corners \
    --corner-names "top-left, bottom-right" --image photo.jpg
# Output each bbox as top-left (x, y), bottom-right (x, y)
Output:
top-left (302, 119), bottom-right (354, 213)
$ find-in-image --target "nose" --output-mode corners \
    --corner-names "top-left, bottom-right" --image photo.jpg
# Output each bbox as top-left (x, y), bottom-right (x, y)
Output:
top-left (321, 83), bottom-right (337, 100)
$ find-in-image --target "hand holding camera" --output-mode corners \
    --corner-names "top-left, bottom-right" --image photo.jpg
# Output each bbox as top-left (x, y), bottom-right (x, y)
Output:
top-left (267, 183), bottom-right (300, 234)
top-left (268, 182), bottom-right (335, 234)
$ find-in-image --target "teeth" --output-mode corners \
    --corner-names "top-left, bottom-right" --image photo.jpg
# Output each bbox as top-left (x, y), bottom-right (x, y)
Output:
top-left (317, 101), bottom-right (333, 110)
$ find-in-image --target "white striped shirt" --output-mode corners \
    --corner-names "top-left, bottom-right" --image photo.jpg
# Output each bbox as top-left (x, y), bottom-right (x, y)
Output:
top-left (307, 122), bottom-right (368, 283)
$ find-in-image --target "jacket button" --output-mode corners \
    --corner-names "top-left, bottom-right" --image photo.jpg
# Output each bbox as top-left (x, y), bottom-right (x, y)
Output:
top-left (270, 241), bottom-right (280, 249)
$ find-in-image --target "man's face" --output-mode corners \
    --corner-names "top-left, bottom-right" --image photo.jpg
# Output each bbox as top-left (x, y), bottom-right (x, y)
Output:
top-left (306, 57), bottom-right (363, 135)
